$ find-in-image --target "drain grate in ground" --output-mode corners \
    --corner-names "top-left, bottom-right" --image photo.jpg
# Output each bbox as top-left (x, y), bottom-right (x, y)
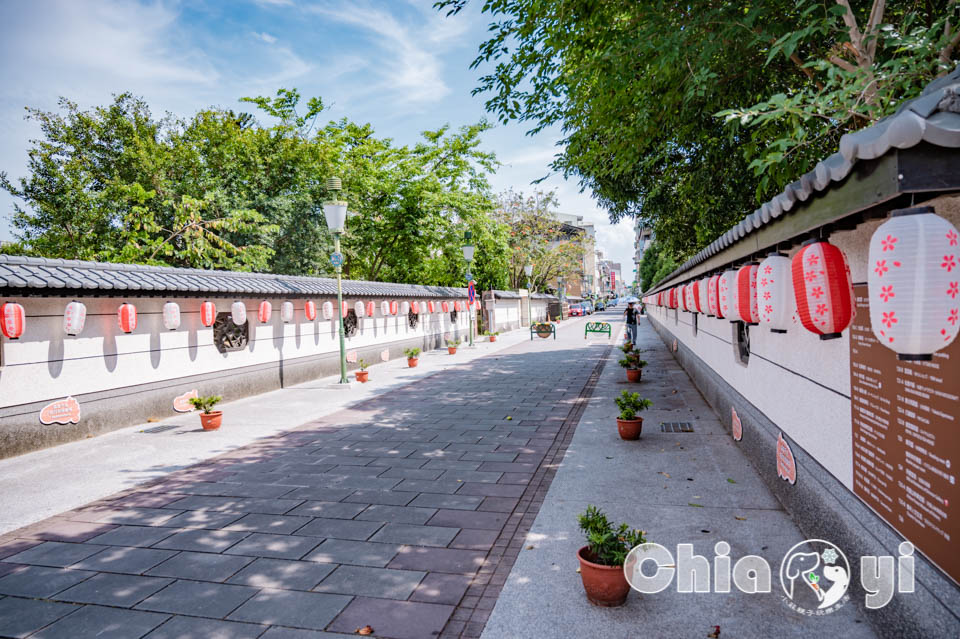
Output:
top-left (140, 424), bottom-right (179, 434)
top-left (660, 422), bottom-right (694, 433)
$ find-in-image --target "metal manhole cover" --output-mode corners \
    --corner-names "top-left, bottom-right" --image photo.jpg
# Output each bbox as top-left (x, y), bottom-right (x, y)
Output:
top-left (660, 422), bottom-right (694, 433)
top-left (140, 424), bottom-right (179, 434)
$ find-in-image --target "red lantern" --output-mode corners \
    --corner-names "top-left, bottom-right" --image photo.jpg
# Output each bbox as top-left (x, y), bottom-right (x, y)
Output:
top-left (792, 239), bottom-right (855, 340)
top-left (200, 301), bottom-right (216, 327)
top-left (305, 300), bottom-right (317, 321)
top-left (691, 280), bottom-right (702, 313)
top-left (118, 303), bottom-right (137, 333)
top-left (366, 301), bottom-right (375, 318)
top-left (258, 301), bottom-right (272, 323)
top-left (428, 301), bottom-right (435, 313)
top-left (412, 301), bottom-right (420, 314)
top-left (1, 302), bottom-right (25, 340)
top-left (736, 264), bottom-right (759, 324)
top-left (342, 301), bottom-right (350, 318)
top-left (670, 288), bottom-right (678, 309)
top-left (442, 301), bottom-right (450, 313)
top-left (390, 300), bottom-right (399, 315)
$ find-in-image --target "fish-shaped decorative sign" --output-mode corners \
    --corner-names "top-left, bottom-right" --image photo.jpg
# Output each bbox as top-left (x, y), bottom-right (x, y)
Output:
top-left (173, 389), bottom-right (199, 413)
top-left (777, 432), bottom-right (797, 485)
top-left (39, 396), bottom-right (81, 425)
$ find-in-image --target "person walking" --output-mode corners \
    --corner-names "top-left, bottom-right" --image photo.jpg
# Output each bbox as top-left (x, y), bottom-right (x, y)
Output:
top-left (623, 301), bottom-right (639, 345)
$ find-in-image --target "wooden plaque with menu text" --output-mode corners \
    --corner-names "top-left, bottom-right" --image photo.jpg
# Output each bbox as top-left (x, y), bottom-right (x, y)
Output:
top-left (849, 284), bottom-right (960, 584)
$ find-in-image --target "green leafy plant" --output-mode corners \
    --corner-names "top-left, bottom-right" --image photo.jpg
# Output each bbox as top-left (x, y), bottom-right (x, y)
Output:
top-left (358, 359), bottom-right (369, 371)
top-left (403, 347), bottom-right (421, 359)
top-left (577, 505), bottom-right (646, 567)
top-left (446, 338), bottom-right (461, 347)
top-left (615, 391), bottom-right (652, 420)
top-left (189, 395), bottom-right (222, 414)
top-left (483, 330), bottom-right (500, 336)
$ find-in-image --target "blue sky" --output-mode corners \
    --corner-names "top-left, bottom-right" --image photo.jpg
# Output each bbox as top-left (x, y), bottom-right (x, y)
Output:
top-left (0, 0), bottom-right (635, 276)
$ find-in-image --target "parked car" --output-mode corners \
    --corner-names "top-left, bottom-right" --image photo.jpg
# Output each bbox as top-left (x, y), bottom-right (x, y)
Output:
top-left (582, 301), bottom-right (595, 314)
top-left (569, 303), bottom-right (585, 317)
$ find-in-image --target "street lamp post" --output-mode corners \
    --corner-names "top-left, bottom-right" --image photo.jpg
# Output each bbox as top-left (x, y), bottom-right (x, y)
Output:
top-left (323, 177), bottom-right (349, 384)
top-left (523, 263), bottom-right (533, 326)
top-left (461, 231), bottom-right (475, 348)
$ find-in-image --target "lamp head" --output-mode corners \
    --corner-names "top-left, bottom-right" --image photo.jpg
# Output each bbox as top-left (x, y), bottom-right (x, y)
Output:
top-left (524, 264), bottom-right (533, 277)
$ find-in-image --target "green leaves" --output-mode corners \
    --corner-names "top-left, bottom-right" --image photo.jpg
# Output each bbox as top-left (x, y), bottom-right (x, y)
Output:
top-left (577, 505), bottom-right (647, 566)
top-left (614, 390), bottom-right (652, 420)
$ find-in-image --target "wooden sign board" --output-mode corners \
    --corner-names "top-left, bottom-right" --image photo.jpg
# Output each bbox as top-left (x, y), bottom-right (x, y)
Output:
top-left (849, 284), bottom-right (960, 584)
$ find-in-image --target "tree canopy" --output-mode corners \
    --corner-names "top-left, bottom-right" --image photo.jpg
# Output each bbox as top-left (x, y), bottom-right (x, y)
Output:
top-left (439, 0), bottom-right (959, 262)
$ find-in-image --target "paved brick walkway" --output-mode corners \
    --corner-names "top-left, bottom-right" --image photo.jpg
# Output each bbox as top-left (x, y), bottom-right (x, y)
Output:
top-left (0, 317), bottom-right (612, 639)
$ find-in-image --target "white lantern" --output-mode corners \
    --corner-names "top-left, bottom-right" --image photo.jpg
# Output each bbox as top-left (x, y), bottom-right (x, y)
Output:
top-left (162, 302), bottom-right (181, 330)
top-left (401, 301), bottom-right (410, 315)
top-left (63, 301), bottom-right (87, 336)
top-left (355, 301), bottom-right (365, 317)
top-left (868, 206), bottom-right (960, 359)
top-left (698, 278), bottom-right (710, 316)
top-left (719, 270), bottom-right (738, 320)
top-left (381, 301), bottom-right (390, 316)
top-left (231, 301), bottom-right (247, 325)
top-left (684, 284), bottom-right (697, 313)
top-left (707, 275), bottom-right (721, 317)
top-left (281, 301), bottom-right (294, 323)
top-left (757, 253), bottom-right (795, 333)
top-left (322, 301), bottom-right (334, 320)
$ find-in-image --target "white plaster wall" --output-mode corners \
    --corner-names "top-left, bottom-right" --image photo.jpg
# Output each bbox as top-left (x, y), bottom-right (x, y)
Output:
top-left (0, 295), bottom-right (468, 408)
top-left (492, 298), bottom-right (521, 331)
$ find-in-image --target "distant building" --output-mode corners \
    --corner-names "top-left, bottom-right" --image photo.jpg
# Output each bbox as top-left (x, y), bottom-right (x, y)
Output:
top-left (551, 212), bottom-right (597, 299)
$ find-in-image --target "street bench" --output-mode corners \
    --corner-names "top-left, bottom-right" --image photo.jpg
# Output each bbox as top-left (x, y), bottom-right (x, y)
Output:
top-left (530, 322), bottom-right (556, 340)
top-left (584, 322), bottom-right (612, 340)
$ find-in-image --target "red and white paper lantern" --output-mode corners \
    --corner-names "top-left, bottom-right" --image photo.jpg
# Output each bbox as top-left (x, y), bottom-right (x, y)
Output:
top-left (390, 300), bottom-right (399, 315)
top-left (118, 303), bottom-right (138, 333)
top-left (401, 301), bottom-right (410, 315)
top-left (757, 253), bottom-right (795, 333)
top-left (163, 301), bottom-right (181, 330)
top-left (304, 300), bottom-right (317, 321)
top-left (258, 301), bottom-right (272, 323)
top-left (321, 301), bottom-right (333, 320)
top-left (1, 302), bottom-right (25, 340)
top-left (707, 275), bottom-right (720, 317)
top-left (684, 284), bottom-right (696, 312)
top-left (428, 301), bottom-right (435, 313)
top-left (200, 301), bottom-right (216, 327)
top-left (698, 279), bottom-right (709, 315)
top-left (677, 285), bottom-right (687, 311)
top-left (366, 301), bottom-right (375, 318)
top-left (867, 206), bottom-right (960, 359)
top-left (411, 301), bottom-right (419, 314)
top-left (231, 301), bottom-right (247, 325)
top-left (342, 301), bottom-right (350, 318)
top-left (719, 270), bottom-right (737, 321)
top-left (735, 264), bottom-right (759, 325)
top-left (792, 239), bottom-right (855, 340)
top-left (354, 301), bottom-right (365, 317)
top-left (381, 301), bottom-right (390, 316)
top-left (63, 301), bottom-right (87, 336)
top-left (281, 301), bottom-right (295, 323)
top-left (442, 301), bottom-right (450, 313)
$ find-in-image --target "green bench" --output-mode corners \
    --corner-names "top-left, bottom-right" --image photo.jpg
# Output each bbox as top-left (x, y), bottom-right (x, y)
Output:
top-left (584, 322), bottom-right (612, 340)
top-left (530, 322), bottom-right (556, 340)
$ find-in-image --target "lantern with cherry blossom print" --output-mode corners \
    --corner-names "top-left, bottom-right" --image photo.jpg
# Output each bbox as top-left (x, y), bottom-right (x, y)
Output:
top-left (667, 288), bottom-right (675, 309)
top-left (757, 253), bottom-right (795, 333)
top-left (322, 301), bottom-right (334, 320)
top-left (1, 302), bottom-right (25, 340)
top-left (366, 301), bottom-right (375, 318)
top-left (684, 284), bottom-right (697, 313)
top-left (401, 301), bottom-right (410, 315)
top-left (442, 301), bottom-right (450, 313)
top-left (412, 301), bottom-right (420, 314)
top-left (867, 206), bottom-right (960, 360)
top-left (305, 300), bottom-right (317, 321)
top-left (719, 270), bottom-right (738, 321)
top-left (200, 301), bottom-right (216, 327)
top-left (707, 275), bottom-right (721, 317)
top-left (454, 301), bottom-right (462, 312)
top-left (698, 278), bottom-right (710, 315)
top-left (281, 301), bottom-right (294, 323)
top-left (63, 301), bottom-right (87, 336)
top-left (231, 301), bottom-right (247, 326)
top-left (735, 263), bottom-right (759, 325)
top-left (381, 301), bottom-right (390, 316)
top-left (355, 301), bottom-right (365, 317)
top-left (791, 238), bottom-right (855, 340)
top-left (163, 302), bottom-right (181, 330)
top-left (258, 301), bottom-right (272, 324)
top-left (118, 303), bottom-right (137, 333)
top-left (677, 285), bottom-right (687, 311)
top-left (342, 301), bottom-right (350, 318)
top-left (390, 300), bottom-right (399, 315)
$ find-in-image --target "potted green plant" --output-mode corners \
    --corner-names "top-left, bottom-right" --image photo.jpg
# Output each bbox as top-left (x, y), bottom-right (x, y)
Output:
top-left (484, 330), bottom-right (500, 343)
top-left (404, 347), bottom-right (421, 368)
top-left (576, 505), bottom-right (646, 607)
top-left (614, 391), bottom-right (652, 440)
top-left (189, 395), bottom-right (223, 431)
top-left (446, 338), bottom-right (461, 354)
top-left (618, 343), bottom-right (647, 383)
top-left (355, 359), bottom-right (370, 383)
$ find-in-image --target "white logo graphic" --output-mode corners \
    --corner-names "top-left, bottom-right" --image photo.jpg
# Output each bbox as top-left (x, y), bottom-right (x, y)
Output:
top-left (779, 539), bottom-right (850, 614)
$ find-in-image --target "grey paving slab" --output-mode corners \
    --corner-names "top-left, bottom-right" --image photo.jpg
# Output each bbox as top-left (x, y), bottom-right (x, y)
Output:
top-left (83, 507), bottom-right (184, 526)
top-left (2, 542), bottom-right (106, 568)
top-left (146, 551), bottom-right (254, 582)
top-left (312, 565), bottom-right (425, 600)
top-left (258, 628), bottom-right (354, 639)
top-left (223, 514), bottom-right (312, 534)
top-left (30, 604), bottom-right (169, 639)
top-left (408, 572), bottom-right (472, 605)
top-left (144, 615), bottom-right (266, 639)
top-left (0, 565), bottom-right (95, 598)
top-left (53, 572), bottom-right (173, 607)
top-left (282, 487), bottom-right (355, 502)
top-left (326, 597), bottom-right (455, 639)
top-left (70, 546), bottom-right (177, 574)
top-left (227, 558), bottom-right (336, 591)
top-left (158, 511), bottom-right (245, 530)
top-left (224, 533), bottom-right (322, 560)
top-left (0, 596), bottom-right (79, 638)
top-left (153, 529), bottom-right (249, 553)
top-left (135, 579), bottom-right (259, 619)
top-left (86, 525), bottom-right (177, 548)
top-left (342, 490), bottom-right (414, 506)
top-left (408, 493), bottom-right (484, 511)
top-left (162, 496), bottom-right (304, 515)
top-left (303, 540), bottom-right (402, 568)
top-left (354, 505), bottom-right (437, 525)
top-left (391, 479), bottom-right (463, 494)
top-left (388, 546), bottom-right (487, 574)
top-left (370, 523), bottom-right (459, 548)
top-left (285, 501), bottom-right (368, 520)
top-left (226, 588), bottom-right (352, 630)
top-left (293, 518), bottom-right (382, 541)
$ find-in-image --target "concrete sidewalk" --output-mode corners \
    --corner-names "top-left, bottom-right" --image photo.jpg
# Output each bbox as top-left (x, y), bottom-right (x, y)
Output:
top-left (481, 318), bottom-right (879, 638)
top-left (0, 321), bottom-right (577, 535)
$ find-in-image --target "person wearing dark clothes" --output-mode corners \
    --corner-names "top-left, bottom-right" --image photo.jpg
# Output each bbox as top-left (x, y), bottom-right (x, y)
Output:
top-left (623, 302), bottom-right (639, 344)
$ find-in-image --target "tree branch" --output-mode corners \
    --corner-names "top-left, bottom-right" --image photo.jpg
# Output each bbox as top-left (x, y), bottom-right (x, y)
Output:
top-left (828, 55), bottom-right (859, 73)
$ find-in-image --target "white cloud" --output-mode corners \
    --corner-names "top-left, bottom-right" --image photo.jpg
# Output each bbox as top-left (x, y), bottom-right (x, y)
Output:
top-left (252, 0), bottom-right (295, 7)
top-left (253, 31), bottom-right (278, 44)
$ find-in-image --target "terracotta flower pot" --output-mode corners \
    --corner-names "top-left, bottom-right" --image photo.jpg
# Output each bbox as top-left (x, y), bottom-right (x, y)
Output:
top-left (625, 368), bottom-right (642, 383)
top-left (355, 370), bottom-right (369, 383)
top-left (448, 347), bottom-right (457, 354)
top-left (407, 358), bottom-right (419, 368)
top-left (489, 335), bottom-right (497, 342)
top-left (577, 546), bottom-right (630, 607)
top-left (199, 411), bottom-right (222, 431)
top-left (617, 417), bottom-right (643, 440)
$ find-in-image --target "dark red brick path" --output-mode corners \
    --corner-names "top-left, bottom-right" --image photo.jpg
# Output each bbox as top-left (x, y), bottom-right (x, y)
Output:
top-left (0, 331), bottom-right (610, 639)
